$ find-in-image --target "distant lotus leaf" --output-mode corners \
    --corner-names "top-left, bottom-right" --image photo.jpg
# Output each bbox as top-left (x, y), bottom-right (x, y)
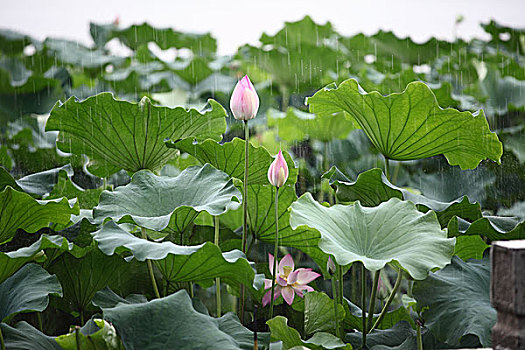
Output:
top-left (290, 194), bottom-right (455, 279)
top-left (267, 107), bottom-right (356, 143)
top-left (46, 92), bottom-right (226, 177)
top-left (308, 79), bottom-right (502, 170)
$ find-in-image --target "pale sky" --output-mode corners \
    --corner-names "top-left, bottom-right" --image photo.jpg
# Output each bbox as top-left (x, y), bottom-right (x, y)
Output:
top-left (2, 0), bottom-right (524, 55)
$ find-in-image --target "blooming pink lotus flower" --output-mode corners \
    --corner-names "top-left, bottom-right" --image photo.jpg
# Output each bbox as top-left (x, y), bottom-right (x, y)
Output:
top-left (230, 75), bottom-right (259, 121)
top-left (267, 150), bottom-right (289, 188)
top-left (263, 253), bottom-right (320, 306)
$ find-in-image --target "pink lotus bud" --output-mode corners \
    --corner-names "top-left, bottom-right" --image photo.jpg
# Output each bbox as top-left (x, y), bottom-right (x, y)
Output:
top-left (327, 256), bottom-right (336, 275)
top-left (268, 150), bottom-right (289, 188)
top-left (229, 75), bottom-right (259, 121)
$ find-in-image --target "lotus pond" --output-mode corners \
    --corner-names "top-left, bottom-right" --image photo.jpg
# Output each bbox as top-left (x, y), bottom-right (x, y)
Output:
top-left (0, 15), bottom-right (524, 350)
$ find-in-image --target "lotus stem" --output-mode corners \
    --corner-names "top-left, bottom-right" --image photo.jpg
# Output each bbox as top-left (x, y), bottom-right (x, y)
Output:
top-left (361, 264), bottom-right (367, 349)
top-left (215, 216), bottom-right (222, 317)
top-left (367, 270), bottom-right (381, 331)
top-left (369, 268), bottom-right (403, 333)
top-left (338, 264), bottom-right (344, 306)
top-left (416, 320), bottom-right (423, 350)
top-left (0, 327), bottom-right (5, 350)
top-left (269, 187), bottom-right (279, 319)
top-left (141, 228), bottom-right (161, 299)
top-left (75, 326), bottom-right (81, 350)
top-left (240, 119), bottom-right (250, 324)
top-left (331, 276), bottom-right (340, 339)
top-left (37, 312), bottom-right (43, 332)
top-left (384, 157), bottom-right (391, 181)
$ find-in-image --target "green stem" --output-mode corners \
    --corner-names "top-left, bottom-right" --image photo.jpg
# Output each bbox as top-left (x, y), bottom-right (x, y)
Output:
top-left (384, 157), bottom-right (391, 181)
top-left (80, 309), bottom-right (84, 326)
top-left (240, 119), bottom-right (250, 324)
top-left (416, 320), bottom-right (423, 350)
top-left (141, 228), bottom-right (161, 299)
top-left (0, 326), bottom-right (5, 350)
top-left (269, 187), bottom-right (280, 320)
top-left (367, 271), bottom-right (380, 331)
top-left (361, 264), bottom-right (367, 349)
top-left (338, 265), bottom-right (344, 306)
top-left (215, 216), bottom-right (221, 317)
top-left (369, 269), bottom-right (403, 333)
top-left (351, 265), bottom-right (357, 304)
top-left (331, 277), bottom-right (340, 339)
top-left (280, 86), bottom-right (289, 112)
top-left (324, 142), bottom-right (334, 205)
top-left (75, 327), bottom-right (81, 350)
top-left (37, 312), bottom-right (43, 332)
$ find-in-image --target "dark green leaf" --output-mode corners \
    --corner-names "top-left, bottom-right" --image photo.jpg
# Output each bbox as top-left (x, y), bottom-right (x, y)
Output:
top-left (46, 93), bottom-right (226, 177)
top-left (412, 256), bottom-right (495, 347)
top-left (0, 263), bottom-right (62, 322)
top-left (308, 79), bottom-right (502, 170)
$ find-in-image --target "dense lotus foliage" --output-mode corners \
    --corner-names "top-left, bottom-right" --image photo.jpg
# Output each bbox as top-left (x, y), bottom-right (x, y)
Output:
top-left (0, 15), bottom-right (524, 349)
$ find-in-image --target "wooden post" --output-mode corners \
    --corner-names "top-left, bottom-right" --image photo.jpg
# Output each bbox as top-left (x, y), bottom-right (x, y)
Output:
top-left (491, 240), bottom-right (525, 349)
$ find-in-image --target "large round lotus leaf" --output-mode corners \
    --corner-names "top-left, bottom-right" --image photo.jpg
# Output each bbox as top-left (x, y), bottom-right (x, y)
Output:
top-left (93, 164), bottom-right (241, 231)
top-left (307, 79), bottom-right (502, 170)
top-left (45, 92), bottom-right (226, 177)
top-left (290, 194), bottom-right (455, 279)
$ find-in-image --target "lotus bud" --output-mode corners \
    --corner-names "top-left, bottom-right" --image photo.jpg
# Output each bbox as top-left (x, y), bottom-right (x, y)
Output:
top-left (268, 150), bottom-right (289, 188)
top-left (327, 256), bottom-right (336, 275)
top-left (229, 75), bottom-right (259, 121)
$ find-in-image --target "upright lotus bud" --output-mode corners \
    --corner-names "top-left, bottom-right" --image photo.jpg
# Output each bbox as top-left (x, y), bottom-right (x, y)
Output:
top-left (230, 75), bottom-right (259, 121)
top-left (268, 150), bottom-right (289, 188)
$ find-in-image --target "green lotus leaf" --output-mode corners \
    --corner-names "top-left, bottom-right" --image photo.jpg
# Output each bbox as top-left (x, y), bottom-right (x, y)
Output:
top-left (90, 22), bottom-right (217, 55)
top-left (267, 107), bottom-right (356, 143)
top-left (343, 300), bottom-right (414, 332)
top-left (0, 233), bottom-right (87, 284)
top-left (92, 221), bottom-right (263, 292)
top-left (290, 194), bottom-right (455, 279)
top-left (167, 137), bottom-right (298, 185)
top-left (47, 248), bottom-right (133, 314)
top-left (0, 164), bottom-right (74, 197)
top-left (93, 165), bottom-right (241, 231)
top-left (45, 92), bottom-right (226, 177)
top-left (102, 61), bottom-right (189, 94)
top-left (55, 318), bottom-right (121, 350)
top-left (103, 290), bottom-right (267, 350)
top-left (260, 15), bottom-right (337, 50)
top-left (92, 286), bottom-right (147, 309)
top-left (0, 263), bottom-right (62, 322)
top-left (304, 291), bottom-right (345, 336)
top-left (464, 66), bottom-right (525, 117)
top-left (0, 186), bottom-right (78, 244)
top-left (307, 79), bottom-right (502, 170)
top-left (413, 256), bottom-right (495, 347)
top-left (43, 38), bottom-right (126, 71)
top-left (324, 167), bottom-right (483, 226)
top-left (447, 215), bottom-right (525, 241)
top-left (453, 235), bottom-right (489, 261)
top-left (482, 19), bottom-right (525, 55)
top-left (267, 316), bottom-right (351, 350)
top-left (0, 321), bottom-right (61, 350)
top-left (235, 184), bottom-right (329, 274)
top-left (0, 28), bottom-right (35, 55)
